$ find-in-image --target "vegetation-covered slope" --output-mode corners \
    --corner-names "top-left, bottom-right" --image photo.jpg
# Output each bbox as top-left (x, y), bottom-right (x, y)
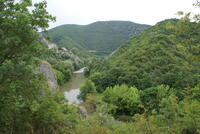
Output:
top-left (89, 19), bottom-right (200, 94)
top-left (79, 18), bottom-right (200, 134)
top-left (47, 21), bottom-right (150, 56)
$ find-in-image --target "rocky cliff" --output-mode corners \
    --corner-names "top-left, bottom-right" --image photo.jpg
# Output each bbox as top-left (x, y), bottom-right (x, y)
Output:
top-left (37, 61), bottom-right (58, 91)
top-left (40, 35), bottom-right (82, 62)
top-left (40, 34), bottom-right (58, 49)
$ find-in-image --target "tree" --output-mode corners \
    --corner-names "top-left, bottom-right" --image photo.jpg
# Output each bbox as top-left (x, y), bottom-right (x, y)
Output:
top-left (141, 85), bottom-right (173, 113)
top-left (78, 79), bottom-right (96, 101)
top-left (179, 100), bottom-right (200, 134)
top-left (0, 1), bottom-right (79, 134)
top-left (90, 72), bottom-right (105, 92)
top-left (0, 0), bottom-right (55, 65)
top-left (190, 84), bottom-right (200, 101)
top-left (32, 93), bottom-right (78, 134)
top-left (103, 84), bottom-right (141, 116)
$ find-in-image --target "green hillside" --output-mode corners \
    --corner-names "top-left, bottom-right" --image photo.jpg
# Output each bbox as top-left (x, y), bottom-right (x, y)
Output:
top-left (47, 21), bottom-right (150, 56)
top-left (79, 18), bottom-right (200, 133)
top-left (89, 19), bottom-right (200, 93)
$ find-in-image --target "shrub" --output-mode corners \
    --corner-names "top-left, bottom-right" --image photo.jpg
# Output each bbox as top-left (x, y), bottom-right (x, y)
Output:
top-left (78, 80), bottom-right (96, 101)
top-left (103, 84), bottom-right (141, 116)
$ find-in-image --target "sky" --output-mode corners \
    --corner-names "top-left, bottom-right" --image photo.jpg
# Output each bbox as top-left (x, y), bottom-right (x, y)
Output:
top-left (33, 0), bottom-right (199, 29)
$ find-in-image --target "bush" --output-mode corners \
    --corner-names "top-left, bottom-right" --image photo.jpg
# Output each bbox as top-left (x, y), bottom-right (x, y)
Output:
top-left (90, 72), bottom-right (105, 93)
top-left (32, 93), bottom-right (78, 134)
top-left (103, 84), bottom-right (141, 116)
top-left (140, 85), bottom-right (173, 113)
top-left (78, 80), bottom-right (96, 101)
top-left (52, 62), bottom-right (72, 85)
top-left (54, 69), bottom-right (65, 85)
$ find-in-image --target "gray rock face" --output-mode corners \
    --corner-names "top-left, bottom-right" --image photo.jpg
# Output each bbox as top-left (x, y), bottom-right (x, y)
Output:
top-left (40, 34), bottom-right (58, 49)
top-left (37, 61), bottom-right (58, 91)
top-left (55, 47), bottom-right (81, 62)
top-left (40, 35), bottom-right (82, 63)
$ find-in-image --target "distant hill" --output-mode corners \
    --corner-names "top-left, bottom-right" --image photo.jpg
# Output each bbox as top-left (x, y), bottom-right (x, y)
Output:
top-left (46, 21), bottom-right (150, 56)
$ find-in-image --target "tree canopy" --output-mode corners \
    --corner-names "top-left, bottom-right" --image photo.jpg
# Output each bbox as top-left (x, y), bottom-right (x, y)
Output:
top-left (0, 1), bottom-right (78, 134)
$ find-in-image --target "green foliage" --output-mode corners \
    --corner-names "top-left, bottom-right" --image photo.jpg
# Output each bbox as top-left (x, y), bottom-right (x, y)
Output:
top-left (178, 100), bottom-right (200, 134)
top-left (78, 79), bottom-right (96, 101)
top-left (1, 1), bottom-right (200, 134)
top-left (47, 21), bottom-right (150, 56)
top-left (54, 69), bottom-right (65, 85)
top-left (72, 114), bottom-right (117, 134)
top-left (190, 84), bottom-right (200, 101)
top-left (89, 72), bottom-right (106, 92)
top-left (90, 19), bottom-right (200, 93)
top-left (141, 85), bottom-right (173, 113)
top-left (52, 62), bottom-right (72, 85)
top-left (73, 95), bottom-right (200, 134)
top-left (0, 60), bottom-right (48, 134)
top-left (0, 0), bottom-right (55, 65)
top-left (32, 93), bottom-right (78, 134)
top-left (84, 15), bottom-right (200, 134)
top-left (103, 85), bottom-right (141, 116)
top-left (0, 1), bottom-right (79, 134)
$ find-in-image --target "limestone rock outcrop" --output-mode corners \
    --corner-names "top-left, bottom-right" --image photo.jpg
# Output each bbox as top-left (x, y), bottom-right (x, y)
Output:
top-left (37, 61), bottom-right (58, 91)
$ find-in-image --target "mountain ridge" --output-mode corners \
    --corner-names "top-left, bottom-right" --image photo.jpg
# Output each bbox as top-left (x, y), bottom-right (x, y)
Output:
top-left (46, 20), bottom-right (150, 56)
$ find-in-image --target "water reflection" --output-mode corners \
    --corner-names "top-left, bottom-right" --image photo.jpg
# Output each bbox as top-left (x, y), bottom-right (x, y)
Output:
top-left (64, 89), bottom-right (81, 104)
top-left (60, 68), bottom-right (86, 104)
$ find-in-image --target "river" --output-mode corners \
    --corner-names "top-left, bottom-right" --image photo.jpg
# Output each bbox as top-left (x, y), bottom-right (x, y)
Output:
top-left (60, 67), bottom-right (86, 104)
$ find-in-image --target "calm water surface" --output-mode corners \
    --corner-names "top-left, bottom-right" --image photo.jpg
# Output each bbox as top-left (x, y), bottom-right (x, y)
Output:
top-left (60, 68), bottom-right (86, 104)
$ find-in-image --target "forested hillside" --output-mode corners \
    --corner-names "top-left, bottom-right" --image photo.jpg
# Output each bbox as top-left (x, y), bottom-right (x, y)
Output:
top-left (82, 17), bottom-right (200, 133)
top-left (89, 19), bottom-right (200, 92)
top-left (47, 21), bottom-right (150, 56)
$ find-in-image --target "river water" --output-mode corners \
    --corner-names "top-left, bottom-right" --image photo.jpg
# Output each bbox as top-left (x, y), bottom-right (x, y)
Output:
top-left (60, 68), bottom-right (86, 104)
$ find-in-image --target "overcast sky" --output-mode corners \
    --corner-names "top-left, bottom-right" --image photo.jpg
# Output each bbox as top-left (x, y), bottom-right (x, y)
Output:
top-left (33, 0), bottom-right (198, 29)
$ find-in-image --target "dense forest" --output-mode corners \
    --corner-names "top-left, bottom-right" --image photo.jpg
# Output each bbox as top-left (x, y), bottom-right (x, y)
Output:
top-left (0, 0), bottom-right (200, 134)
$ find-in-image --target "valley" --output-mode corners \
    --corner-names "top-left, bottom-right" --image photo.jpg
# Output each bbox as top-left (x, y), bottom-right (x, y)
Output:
top-left (1, 1), bottom-right (200, 134)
